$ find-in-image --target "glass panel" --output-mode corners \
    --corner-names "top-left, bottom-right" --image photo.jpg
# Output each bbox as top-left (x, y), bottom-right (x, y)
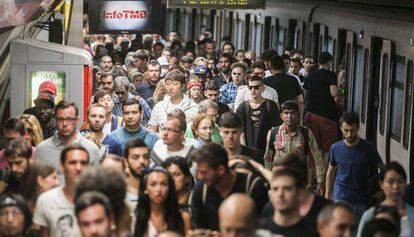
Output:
top-left (361, 49), bottom-right (369, 123)
top-left (277, 27), bottom-right (285, 55)
top-left (379, 54), bottom-right (388, 135)
top-left (390, 57), bottom-right (405, 141)
top-left (403, 61), bottom-right (413, 148)
top-left (352, 45), bottom-right (364, 114)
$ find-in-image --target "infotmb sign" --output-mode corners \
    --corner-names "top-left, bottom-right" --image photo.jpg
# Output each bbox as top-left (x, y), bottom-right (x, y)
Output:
top-left (89, 0), bottom-right (161, 34)
top-left (167, 0), bottom-right (265, 9)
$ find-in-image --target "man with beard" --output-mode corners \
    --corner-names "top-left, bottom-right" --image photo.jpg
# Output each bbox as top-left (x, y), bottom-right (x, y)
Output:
top-left (123, 138), bottom-right (150, 219)
top-left (75, 191), bottom-right (114, 237)
top-left (3, 138), bottom-right (32, 194)
top-left (325, 112), bottom-right (384, 218)
top-left (84, 104), bottom-right (122, 157)
top-left (212, 53), bottom-right (232, 88)
top-left (191, 143), bottom-right (268, 231)
top-left (34, 144), bottom-right (89, 237)
top-left (99, 55), bottom-right (113, 72)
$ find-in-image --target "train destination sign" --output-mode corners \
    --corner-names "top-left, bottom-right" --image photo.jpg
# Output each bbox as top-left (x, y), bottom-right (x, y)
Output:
top-left (167, 0), bottom-right (265, 9)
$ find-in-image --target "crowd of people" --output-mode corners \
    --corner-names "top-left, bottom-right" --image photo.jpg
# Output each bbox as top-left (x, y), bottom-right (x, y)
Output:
top-left (0, 30), bottom-right (411, 237)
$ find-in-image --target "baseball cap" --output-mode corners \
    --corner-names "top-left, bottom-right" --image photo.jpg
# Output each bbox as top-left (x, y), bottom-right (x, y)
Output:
top-left (0, 193), bottom-right (32, 229)
top-left (157, 56), bottom-right (169, 66)
top-left (194, 65), bottom-right (207, 75)
top-left (38, 81), bottom-right (57, 95)
top-left (34, 93), bottom-right (55, 108)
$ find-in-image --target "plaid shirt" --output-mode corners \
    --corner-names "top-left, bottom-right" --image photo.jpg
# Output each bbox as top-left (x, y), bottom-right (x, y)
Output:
top-left (219, 82), bottom-right (238, 110)
top-left (264, 124), bottom-right (325, 183)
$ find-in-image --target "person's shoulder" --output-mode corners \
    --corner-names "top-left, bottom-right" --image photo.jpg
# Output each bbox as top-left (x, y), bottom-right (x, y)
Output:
top-left (103, 135), bottom-right (120, 145)
top-left (79, 135), bottom-right (99, 150)
top-left (37, 186), bottom-right (62, 201)
top-left (36, 136), bottom-right (55, 150)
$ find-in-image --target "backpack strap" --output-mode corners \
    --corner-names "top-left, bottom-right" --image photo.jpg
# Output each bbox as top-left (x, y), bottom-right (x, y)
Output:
top-left (268, 126), bottom-right (280, 153)
top-left (184, 145), bottom-right (194, 165)
top-left (149, 150), bottom-right (163, 165)
top-left (300, 126), bottom-right (309, 158)
top-left (245, 172), bottom-right (261, 195)
top-left (202, 183), bottom-right (208, 206)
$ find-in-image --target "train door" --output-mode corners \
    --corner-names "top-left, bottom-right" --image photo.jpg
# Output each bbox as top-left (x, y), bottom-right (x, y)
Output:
top-left (358, 36), bottom-right (373, 140)
top-left (376, 39), bottom-right (394, 164)
top-left (407, 61), bottom-right (414, 182)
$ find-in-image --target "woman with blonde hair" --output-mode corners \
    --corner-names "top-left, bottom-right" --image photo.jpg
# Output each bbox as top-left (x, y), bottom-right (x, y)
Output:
top-left (147, 79), bottom-right (167, 109)
top-left (19, 114), bottom-right (43, 146)
top-left (191, 113), bottom-right (215, 148)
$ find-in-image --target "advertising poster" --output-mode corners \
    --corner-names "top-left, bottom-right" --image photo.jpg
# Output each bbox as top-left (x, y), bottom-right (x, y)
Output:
top-left (29, 71), bottom-right (66, 107)
top-left (89, 0), bottom-right (161, 34)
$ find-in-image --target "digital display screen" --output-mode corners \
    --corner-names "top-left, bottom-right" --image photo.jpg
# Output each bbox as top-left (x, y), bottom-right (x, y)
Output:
top-left (89, 0), bottom-right (161, 34)
top-left (168, 0), bottom-right (265, 9)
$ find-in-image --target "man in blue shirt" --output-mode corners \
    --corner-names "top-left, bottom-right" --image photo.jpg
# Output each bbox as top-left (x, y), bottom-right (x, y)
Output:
top-left (110, 98), bottom-right (159, 150)
top-left (325, 112), bottom-right (383, 218)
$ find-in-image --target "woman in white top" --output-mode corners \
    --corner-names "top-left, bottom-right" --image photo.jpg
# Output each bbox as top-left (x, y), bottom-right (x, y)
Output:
top-left (134, 166), bottom-right (191, 237)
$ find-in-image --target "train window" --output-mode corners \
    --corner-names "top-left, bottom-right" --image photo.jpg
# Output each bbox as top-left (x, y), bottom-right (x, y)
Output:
top-left (403, 61), bottom-right (413, 148)
top-left (352, 45), bottom-right (364, 115)
top-left (390, 56), bottom-right (405, 141)
top-left (277, 27), bottom-right (285, 55)
top-left (327, 37), bottom-right (334, 55)
top-left (361, 49), bottom-right (370, 123)
top-left (379, 54), bottom-right (388, 135)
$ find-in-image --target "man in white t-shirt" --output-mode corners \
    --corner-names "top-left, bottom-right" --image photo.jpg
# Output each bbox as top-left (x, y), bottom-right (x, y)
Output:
top-left (33, 144), bottom-right (90, 237)
top-left (152, 112), bottom-right (194, 164)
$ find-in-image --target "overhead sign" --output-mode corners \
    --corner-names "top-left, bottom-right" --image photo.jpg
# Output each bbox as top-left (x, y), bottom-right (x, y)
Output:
top-left (89, 0), bottom-right (161, 34)
top-left (167, 0), bottom-right (265, 9)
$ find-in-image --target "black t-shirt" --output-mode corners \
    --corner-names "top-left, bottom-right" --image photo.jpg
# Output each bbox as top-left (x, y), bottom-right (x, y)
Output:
top-left (261, 195), bottom-right (331, 237)
top-left (217, 102), bottom-right (230, 123)
top-left (191, 172), bottom-right (269, 230)
top-left (259, 215), bottom-right (314, 237)
top-left (264, 73), bottom-right (303, 105)
top-left (236, 99), bottom-right (281, 158)
top-left (303, 69), bottom-right (337, 121)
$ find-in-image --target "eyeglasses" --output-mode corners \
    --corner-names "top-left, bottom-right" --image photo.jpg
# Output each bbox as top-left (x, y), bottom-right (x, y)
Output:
top-left (116, 91), bottom-right (127, 96)
top-left (248, 85), bottom-right (262, 90)
top-left (56, 117), bottom-right (77, 123)
top-left (199, 126), bottom-right (214, 131)
top-left (161, 127), bottom-right (181, 133)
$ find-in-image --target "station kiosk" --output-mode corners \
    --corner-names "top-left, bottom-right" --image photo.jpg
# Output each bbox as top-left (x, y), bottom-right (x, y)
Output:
top-left (10, 38), bottom-right (93, 122)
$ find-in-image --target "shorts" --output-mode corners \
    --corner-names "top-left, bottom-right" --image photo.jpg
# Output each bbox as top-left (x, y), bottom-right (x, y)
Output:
top-left (305, 112), bottom-right (338, 153)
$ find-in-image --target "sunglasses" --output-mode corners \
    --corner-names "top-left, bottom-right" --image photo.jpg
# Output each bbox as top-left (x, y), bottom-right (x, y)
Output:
top-left (248, 85), bottom-right (262, 90)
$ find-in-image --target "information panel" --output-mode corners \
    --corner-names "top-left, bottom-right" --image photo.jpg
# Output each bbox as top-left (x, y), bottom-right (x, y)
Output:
top-left (89, 0), bottom-right (162, 34)
top-left (28, 71), bottom-right (66, 107)
top-left (168, 0), bottom-right (265, 9)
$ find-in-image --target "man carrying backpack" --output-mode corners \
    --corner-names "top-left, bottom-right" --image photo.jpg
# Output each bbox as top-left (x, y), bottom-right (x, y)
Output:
top-left (264, 101), bottom-right (325, 194)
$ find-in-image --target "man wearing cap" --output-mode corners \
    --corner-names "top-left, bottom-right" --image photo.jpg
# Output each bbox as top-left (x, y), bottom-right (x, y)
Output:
top-left (136, 60), bottom-right (161, 101)
top-left (0, 193), bottom-right (32, 237)
top-left (194, 65), bottom-right (208, 84)
top-left (23, 81), bottom-right (57, 139)
top-left (157, 56), bottom-right (170, 79)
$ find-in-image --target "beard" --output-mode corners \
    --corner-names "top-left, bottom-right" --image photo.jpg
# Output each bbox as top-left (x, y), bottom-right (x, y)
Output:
top-left (89, 123), bottom-right (104, 132)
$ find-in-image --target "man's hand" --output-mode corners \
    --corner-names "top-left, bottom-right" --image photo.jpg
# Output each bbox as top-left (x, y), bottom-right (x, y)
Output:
top-left (0, 181), bottom-right (8, 194)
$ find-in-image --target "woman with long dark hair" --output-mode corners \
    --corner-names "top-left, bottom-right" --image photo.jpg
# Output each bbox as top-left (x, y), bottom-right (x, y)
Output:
top-left (162, 157), bottom-right (194, 213)
top-left (134, 166), bottom-right (190, 237)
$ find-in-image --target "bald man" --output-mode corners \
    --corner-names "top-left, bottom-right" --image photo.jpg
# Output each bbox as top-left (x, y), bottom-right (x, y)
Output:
top-left (219, 194), bottom-right (257, 237)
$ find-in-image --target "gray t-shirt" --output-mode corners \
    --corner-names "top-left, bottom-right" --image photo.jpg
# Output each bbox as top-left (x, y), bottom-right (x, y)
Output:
top-left (33, 186), bottom-right (82, 237)
top-left (35, 131), bottom-right (101, 180)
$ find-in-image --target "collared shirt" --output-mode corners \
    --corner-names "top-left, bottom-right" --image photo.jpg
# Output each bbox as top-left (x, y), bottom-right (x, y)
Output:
top-left (219, 82), bottom-right (238, 111)
top-left (35, 131), bottom-right (101, 180)
top-left (264, 124), bottom-right (325, 183)
top-left (112, 92), bottom-right (152, 127)
top-left (110, 126), bottom-right (159, 150)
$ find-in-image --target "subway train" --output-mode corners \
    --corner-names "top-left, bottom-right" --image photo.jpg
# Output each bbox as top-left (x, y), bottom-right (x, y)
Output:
top-left (1, 0), bottom-right (414, 179)
top-left (163, 0), bottom-right (414, 181)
